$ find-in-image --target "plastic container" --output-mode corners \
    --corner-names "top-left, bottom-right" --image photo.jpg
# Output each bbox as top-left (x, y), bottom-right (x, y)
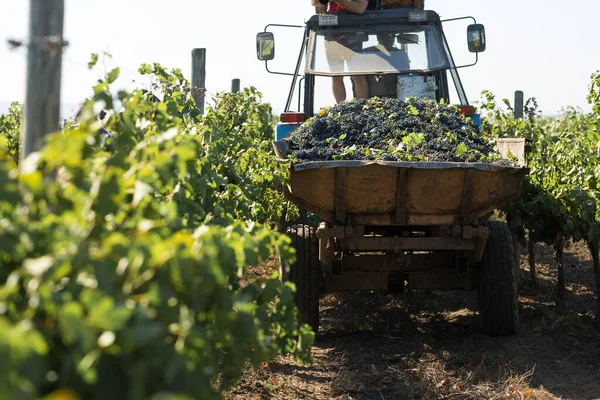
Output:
top-left (275, 122), bottom-right (300, 141)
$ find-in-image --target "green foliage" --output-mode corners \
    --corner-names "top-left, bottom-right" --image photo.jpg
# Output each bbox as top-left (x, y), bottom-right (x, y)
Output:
top-left (198, 88), bottom-right (296, 225)
top-left (588, 71), bottom-right (600, 115)
top-left (455, 142), bottom-right (468, 157)
top-left (0, 102), bottom-right (23, 166)
top-left (481, 77), bottom-right (600, 248)
top-left (479, 90), bottom-right (539, 140)
top-left (88, 53), bottom-right (99, 69)
top-left (0, 62), bottom-right (311, 399)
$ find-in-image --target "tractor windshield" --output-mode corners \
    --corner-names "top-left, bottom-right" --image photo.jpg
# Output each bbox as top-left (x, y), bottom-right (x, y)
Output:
top-left (306, 25), bottom-right (450, 76)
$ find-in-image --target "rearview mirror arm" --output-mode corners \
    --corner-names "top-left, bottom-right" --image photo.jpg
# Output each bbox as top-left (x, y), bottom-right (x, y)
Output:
top-left (262, 24), bottom-right (305, 77)
top-left (452, 53), bottom-right (479, 69)
top-left (440, 16), bottom-right (482, 67)
top-left (440, 16), bottom-right (477, 25)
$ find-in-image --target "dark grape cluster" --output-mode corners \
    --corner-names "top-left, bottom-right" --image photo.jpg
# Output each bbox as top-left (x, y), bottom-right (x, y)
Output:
top-left (286, 97), bottom-right (512, 164)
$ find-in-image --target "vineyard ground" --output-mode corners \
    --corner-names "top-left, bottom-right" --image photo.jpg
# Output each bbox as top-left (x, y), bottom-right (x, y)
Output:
top-left (228, 242), bottom-right (600, 400)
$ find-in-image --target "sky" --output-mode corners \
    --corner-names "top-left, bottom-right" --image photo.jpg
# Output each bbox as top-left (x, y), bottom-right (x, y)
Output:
top-left (1, 0), bottom-right (600, 118)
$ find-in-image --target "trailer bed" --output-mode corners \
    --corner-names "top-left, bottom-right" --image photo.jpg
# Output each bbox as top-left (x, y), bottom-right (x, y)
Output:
top-left (284, 160), bottom-right (526, 226)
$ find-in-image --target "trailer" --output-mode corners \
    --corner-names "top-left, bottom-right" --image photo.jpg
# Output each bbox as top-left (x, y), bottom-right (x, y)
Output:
top-left (274, 141), bottom-right (527, 337)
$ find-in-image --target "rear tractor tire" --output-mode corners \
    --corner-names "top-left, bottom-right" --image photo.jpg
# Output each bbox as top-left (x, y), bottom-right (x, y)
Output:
top-left (281, 224), bottom-right (322, 334)
top-left (478, 221), bottom-right (519, 337)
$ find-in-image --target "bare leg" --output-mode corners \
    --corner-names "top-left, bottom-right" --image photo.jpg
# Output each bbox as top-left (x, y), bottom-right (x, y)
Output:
top-left (351, 75), bottom-right (369, 99)
top-left (332, 76), bottom-right (346, 104)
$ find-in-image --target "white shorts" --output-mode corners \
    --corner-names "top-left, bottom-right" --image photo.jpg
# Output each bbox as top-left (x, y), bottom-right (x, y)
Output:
top-left (325, 39), bottom-right (363, 74)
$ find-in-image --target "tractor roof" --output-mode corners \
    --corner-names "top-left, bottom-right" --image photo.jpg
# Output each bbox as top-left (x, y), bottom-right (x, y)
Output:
top-left (306, 8), bottom-right (441, 29)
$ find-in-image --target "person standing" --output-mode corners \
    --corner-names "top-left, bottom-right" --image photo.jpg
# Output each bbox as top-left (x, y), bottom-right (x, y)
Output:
top-left (311, 0), bottom-right (370, 103)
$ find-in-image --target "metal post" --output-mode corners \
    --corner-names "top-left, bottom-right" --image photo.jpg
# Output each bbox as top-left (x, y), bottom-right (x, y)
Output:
top-left (22, 0), bottom-right (65, 162)
top-left (231, 79), bottom-right (241, 93)
top-left (514, 90), bottom-right (524, 119)
top-left (191, 48), bottom-right (206, 114)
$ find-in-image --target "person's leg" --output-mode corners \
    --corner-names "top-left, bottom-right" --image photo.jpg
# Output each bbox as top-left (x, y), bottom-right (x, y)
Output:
top-left (345, 44), bottom-right (369, 99)
top-left (351, 75), bottom-right (370, 99)
top-left (324, 39), bottom-right (347, 103)
top-left (332, 76), bottom-right (346, 103)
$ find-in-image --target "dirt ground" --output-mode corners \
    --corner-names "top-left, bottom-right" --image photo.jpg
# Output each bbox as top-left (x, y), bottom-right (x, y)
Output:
top-left (228, 242), bottom-right (600, 400)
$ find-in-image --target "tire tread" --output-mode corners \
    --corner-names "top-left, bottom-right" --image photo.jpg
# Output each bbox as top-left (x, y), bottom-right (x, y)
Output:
top-left (283, 224), bottom-right (321, 333)
top-left (478, 221), bottom-right (519, 337)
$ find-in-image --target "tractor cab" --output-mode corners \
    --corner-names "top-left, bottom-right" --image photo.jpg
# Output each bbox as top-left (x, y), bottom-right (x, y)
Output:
top-left (256, 6), bottom-right (486, 140)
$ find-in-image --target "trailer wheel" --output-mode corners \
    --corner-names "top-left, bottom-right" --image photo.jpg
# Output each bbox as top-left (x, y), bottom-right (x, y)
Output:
top-left (478, 221), bottom-right (519, 337)
top-left (282, 224), bottom-right (321, 334)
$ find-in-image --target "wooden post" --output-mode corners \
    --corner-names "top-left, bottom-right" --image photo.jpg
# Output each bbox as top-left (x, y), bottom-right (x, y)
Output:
top-left (22, 0), bottom-right (65, 162)
top-left (514, 90), bottom-right (524, 120)
top-left (191, 48), bottom-right (206, 114)
top-left (231, 79), bottom-right (241, 93)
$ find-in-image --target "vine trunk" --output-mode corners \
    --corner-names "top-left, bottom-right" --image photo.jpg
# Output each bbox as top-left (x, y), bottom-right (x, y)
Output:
top-left (587, 242), bottom-right (600, 317)
top-left (554, 234), bottom-right (565, 306)
top-left (528, 233), bottom-right (536, 286)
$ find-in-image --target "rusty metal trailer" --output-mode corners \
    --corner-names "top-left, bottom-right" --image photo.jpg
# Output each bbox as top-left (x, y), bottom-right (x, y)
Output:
top-left (275, 141), bottom-right (528, 337)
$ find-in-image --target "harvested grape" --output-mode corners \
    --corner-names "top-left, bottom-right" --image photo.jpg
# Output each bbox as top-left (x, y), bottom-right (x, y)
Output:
top-left (285, 97), bottom-right (512, 165)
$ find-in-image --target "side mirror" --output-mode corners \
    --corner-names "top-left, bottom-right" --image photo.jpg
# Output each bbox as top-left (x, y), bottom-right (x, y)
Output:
top-left (256, 32), bottom-right (275, 61)
top-left (467, 24), bottom-right (486, 53)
